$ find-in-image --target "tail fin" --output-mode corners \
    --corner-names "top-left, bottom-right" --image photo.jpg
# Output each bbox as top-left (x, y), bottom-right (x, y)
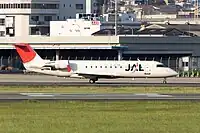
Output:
top-left (14, 43), bottom-right (45, 69)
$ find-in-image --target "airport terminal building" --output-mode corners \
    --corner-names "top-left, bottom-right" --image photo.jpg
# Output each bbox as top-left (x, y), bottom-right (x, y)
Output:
top-left (0, 33), bottom-right (200, 72)
top-left (0, 18), bottom-right (199, 72)
top-left (0, 0), bottom-right (200, 73)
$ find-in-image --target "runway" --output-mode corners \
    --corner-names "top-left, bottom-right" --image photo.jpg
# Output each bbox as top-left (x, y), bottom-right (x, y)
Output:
top-left (0, 93), bottom-right (200, 101)
top-left (0, 74), bottom-right (200, 101)
top-left (0, 74), bottom-right (200, 87)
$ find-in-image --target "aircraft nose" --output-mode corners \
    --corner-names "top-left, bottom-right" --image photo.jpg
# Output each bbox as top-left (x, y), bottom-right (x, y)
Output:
top-left (171, 69), bottom-right (178, 77)
top-left (166, 68), bottom-right (178, 77)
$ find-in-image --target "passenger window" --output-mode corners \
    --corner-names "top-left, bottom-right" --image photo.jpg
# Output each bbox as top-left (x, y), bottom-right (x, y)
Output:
top-left (115, 66), bottom-right (117, 68)
top-left (91, 66), bottom-right (92, 68)
top-left (100, 66), bottom-right (102, 68)
top-left (95, 66), bottom-right (97, 68)
top-left (85, 66), bottom-right (87, 68)
top-left (110, 66), bottom-right (112, 68)
top-left (120, 66), bottom-right (122, 68)
top-left (105, 66), bottom-right (107, 68)
top-left (156, 64), bottom-right (165, 67)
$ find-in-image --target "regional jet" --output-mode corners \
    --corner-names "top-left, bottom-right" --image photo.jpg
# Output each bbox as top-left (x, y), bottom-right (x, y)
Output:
top-left (13, 43), bottom-right (178, 84)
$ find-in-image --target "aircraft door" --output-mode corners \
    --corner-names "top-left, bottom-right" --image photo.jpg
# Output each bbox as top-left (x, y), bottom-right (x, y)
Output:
top-left (144, 66), bottom-right (151, 76)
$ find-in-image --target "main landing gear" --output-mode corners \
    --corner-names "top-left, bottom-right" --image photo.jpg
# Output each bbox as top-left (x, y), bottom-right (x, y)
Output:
top-left (163, 78), bottom-right (167, 84)
top-left (89, 77), bottom-right (98, 84)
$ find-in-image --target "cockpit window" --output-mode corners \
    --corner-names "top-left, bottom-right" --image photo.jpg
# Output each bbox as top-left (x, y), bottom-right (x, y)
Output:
top-left (156, 64), bottom-right (166, 67)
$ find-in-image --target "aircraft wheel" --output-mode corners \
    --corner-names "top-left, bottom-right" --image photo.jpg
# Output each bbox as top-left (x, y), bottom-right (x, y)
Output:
top-left (89, 79), bottom-right (96, 84)
top-left (163, 78), bottom-right (167, 84)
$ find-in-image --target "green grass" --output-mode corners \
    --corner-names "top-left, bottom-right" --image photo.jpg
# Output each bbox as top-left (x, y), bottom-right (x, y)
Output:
top-left (0, 86), bottom-right (200, 93)
top-left (0, 101), bottom-right (199, 133)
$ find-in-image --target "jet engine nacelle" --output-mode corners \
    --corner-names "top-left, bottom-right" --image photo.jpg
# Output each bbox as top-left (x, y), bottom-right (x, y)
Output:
top-left (54, 61), bottom-right (68, 69)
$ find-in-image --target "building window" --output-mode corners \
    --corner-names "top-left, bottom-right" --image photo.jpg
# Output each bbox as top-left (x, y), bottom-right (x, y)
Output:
top-left (63, 16), bottom-right (66, 20)
top-left (30, 27), bottom-right (40, 35)
top-left (14, 4), bottom-right (17, 8)
top-left (0, 3), bottom-right (32, 9)
top-left (0, 31), bottom-right (5, 36)
top-left (21, 3), bottom-right (24, 8)
top-left (10, 4), bottom-right (14, 8)
top-left (44, 16), bottom-right (52, 21)
top-left (93, 3), bottom-right (98, 7)
top-left (63, 4), bottom-right (65, 7)
top-left (93, 10), bottom-right (97, 13)
top-left (75, 4), bottom-right (83, 10)
top-left (0, 19), bottom-right (5, 26)
top-left (24, 4), bottom-right (30, 8)
top-left (31, 4), bottom-right (59, 9)
top-left (31, 16), bottom-right (39, 22)
top-left (69, 4), bottom-right (71, 7)
top-left (57, 16), bottom-right (59, 20)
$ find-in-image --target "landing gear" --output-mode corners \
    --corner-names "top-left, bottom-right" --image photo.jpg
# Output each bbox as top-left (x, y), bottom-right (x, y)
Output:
top-left (89, 77), bottom-right (98, 84)
top-left (163, 78), bottom-right (167, 84)
top-left (89, 79), bottom-right (96, 84)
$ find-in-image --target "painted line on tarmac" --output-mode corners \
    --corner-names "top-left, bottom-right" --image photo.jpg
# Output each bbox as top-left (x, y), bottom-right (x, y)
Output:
top-left (19, 93), bottom-right (173, 98)
top-left (133, 93), bottom-right (172, 97)
top-left (20, 93), bottom-right (55, 97)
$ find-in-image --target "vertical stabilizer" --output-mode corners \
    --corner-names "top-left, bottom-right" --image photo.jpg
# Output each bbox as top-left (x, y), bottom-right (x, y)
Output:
top-left (14, 43), bottom-right (45, 69)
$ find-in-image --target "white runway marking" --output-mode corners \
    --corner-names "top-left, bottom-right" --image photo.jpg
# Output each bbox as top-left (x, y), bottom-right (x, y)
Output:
top-left (134, 93), bottom-right (172, 97)
top-left (20, 93), bottom-right (55, 97)
top-left (20, 93), bottom-right (172, 98)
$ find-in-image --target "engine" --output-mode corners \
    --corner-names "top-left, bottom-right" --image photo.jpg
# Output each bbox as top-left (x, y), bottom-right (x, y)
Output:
top-left (43, 61), bottom-right (69, 70)
top-left (54, 61), bottom-right (68, 69)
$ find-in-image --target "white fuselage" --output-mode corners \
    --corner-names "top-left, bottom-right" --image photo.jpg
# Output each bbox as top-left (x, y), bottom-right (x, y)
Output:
top-left (24, 60), bottom-right (178, 78)
top-left (69, 60), bottom-right (177, 78)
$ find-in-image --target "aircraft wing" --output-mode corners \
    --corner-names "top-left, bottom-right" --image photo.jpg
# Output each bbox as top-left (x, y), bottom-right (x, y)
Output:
top-left (75, 72), bottom-right (119, 78)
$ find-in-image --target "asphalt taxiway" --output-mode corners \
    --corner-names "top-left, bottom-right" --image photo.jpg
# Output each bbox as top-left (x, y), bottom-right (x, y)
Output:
top-left (0, 74), bottom-right (200, 87)
top-left (0, 93), bottom-right (199, 101)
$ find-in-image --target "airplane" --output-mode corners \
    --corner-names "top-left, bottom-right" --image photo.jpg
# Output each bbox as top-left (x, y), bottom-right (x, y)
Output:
top-left (13, 43), bottom-right (178, 84)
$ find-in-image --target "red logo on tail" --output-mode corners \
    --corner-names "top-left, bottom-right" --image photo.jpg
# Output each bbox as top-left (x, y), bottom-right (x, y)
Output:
top-left (14, 43), bottom-right (36, 63)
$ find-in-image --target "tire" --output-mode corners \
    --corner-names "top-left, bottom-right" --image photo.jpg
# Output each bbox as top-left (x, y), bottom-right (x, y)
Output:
top-left (89, 79), bottom-right (95, 84)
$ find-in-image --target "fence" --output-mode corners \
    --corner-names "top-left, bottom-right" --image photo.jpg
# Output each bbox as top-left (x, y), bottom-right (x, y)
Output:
top-left (1, 55), bottom-right (200, 77)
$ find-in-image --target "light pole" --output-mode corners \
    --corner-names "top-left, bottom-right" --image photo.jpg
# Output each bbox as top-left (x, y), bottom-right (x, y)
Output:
top-left (115, 0), bottom-right (117, 36)
top-left (197, 0), bottom-right (199, 19)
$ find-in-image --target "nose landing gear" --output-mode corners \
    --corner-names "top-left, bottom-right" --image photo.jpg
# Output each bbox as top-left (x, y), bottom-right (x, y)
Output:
top-left (163, 78), bottom-right (167, 84)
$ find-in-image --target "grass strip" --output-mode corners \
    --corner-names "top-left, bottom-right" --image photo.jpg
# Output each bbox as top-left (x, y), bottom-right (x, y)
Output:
top-left (0, 101), bottom-right (199, 133)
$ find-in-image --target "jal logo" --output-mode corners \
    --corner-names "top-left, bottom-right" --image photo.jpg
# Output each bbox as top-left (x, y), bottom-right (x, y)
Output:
top-left (125, 63), bottom-right (144, 71)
